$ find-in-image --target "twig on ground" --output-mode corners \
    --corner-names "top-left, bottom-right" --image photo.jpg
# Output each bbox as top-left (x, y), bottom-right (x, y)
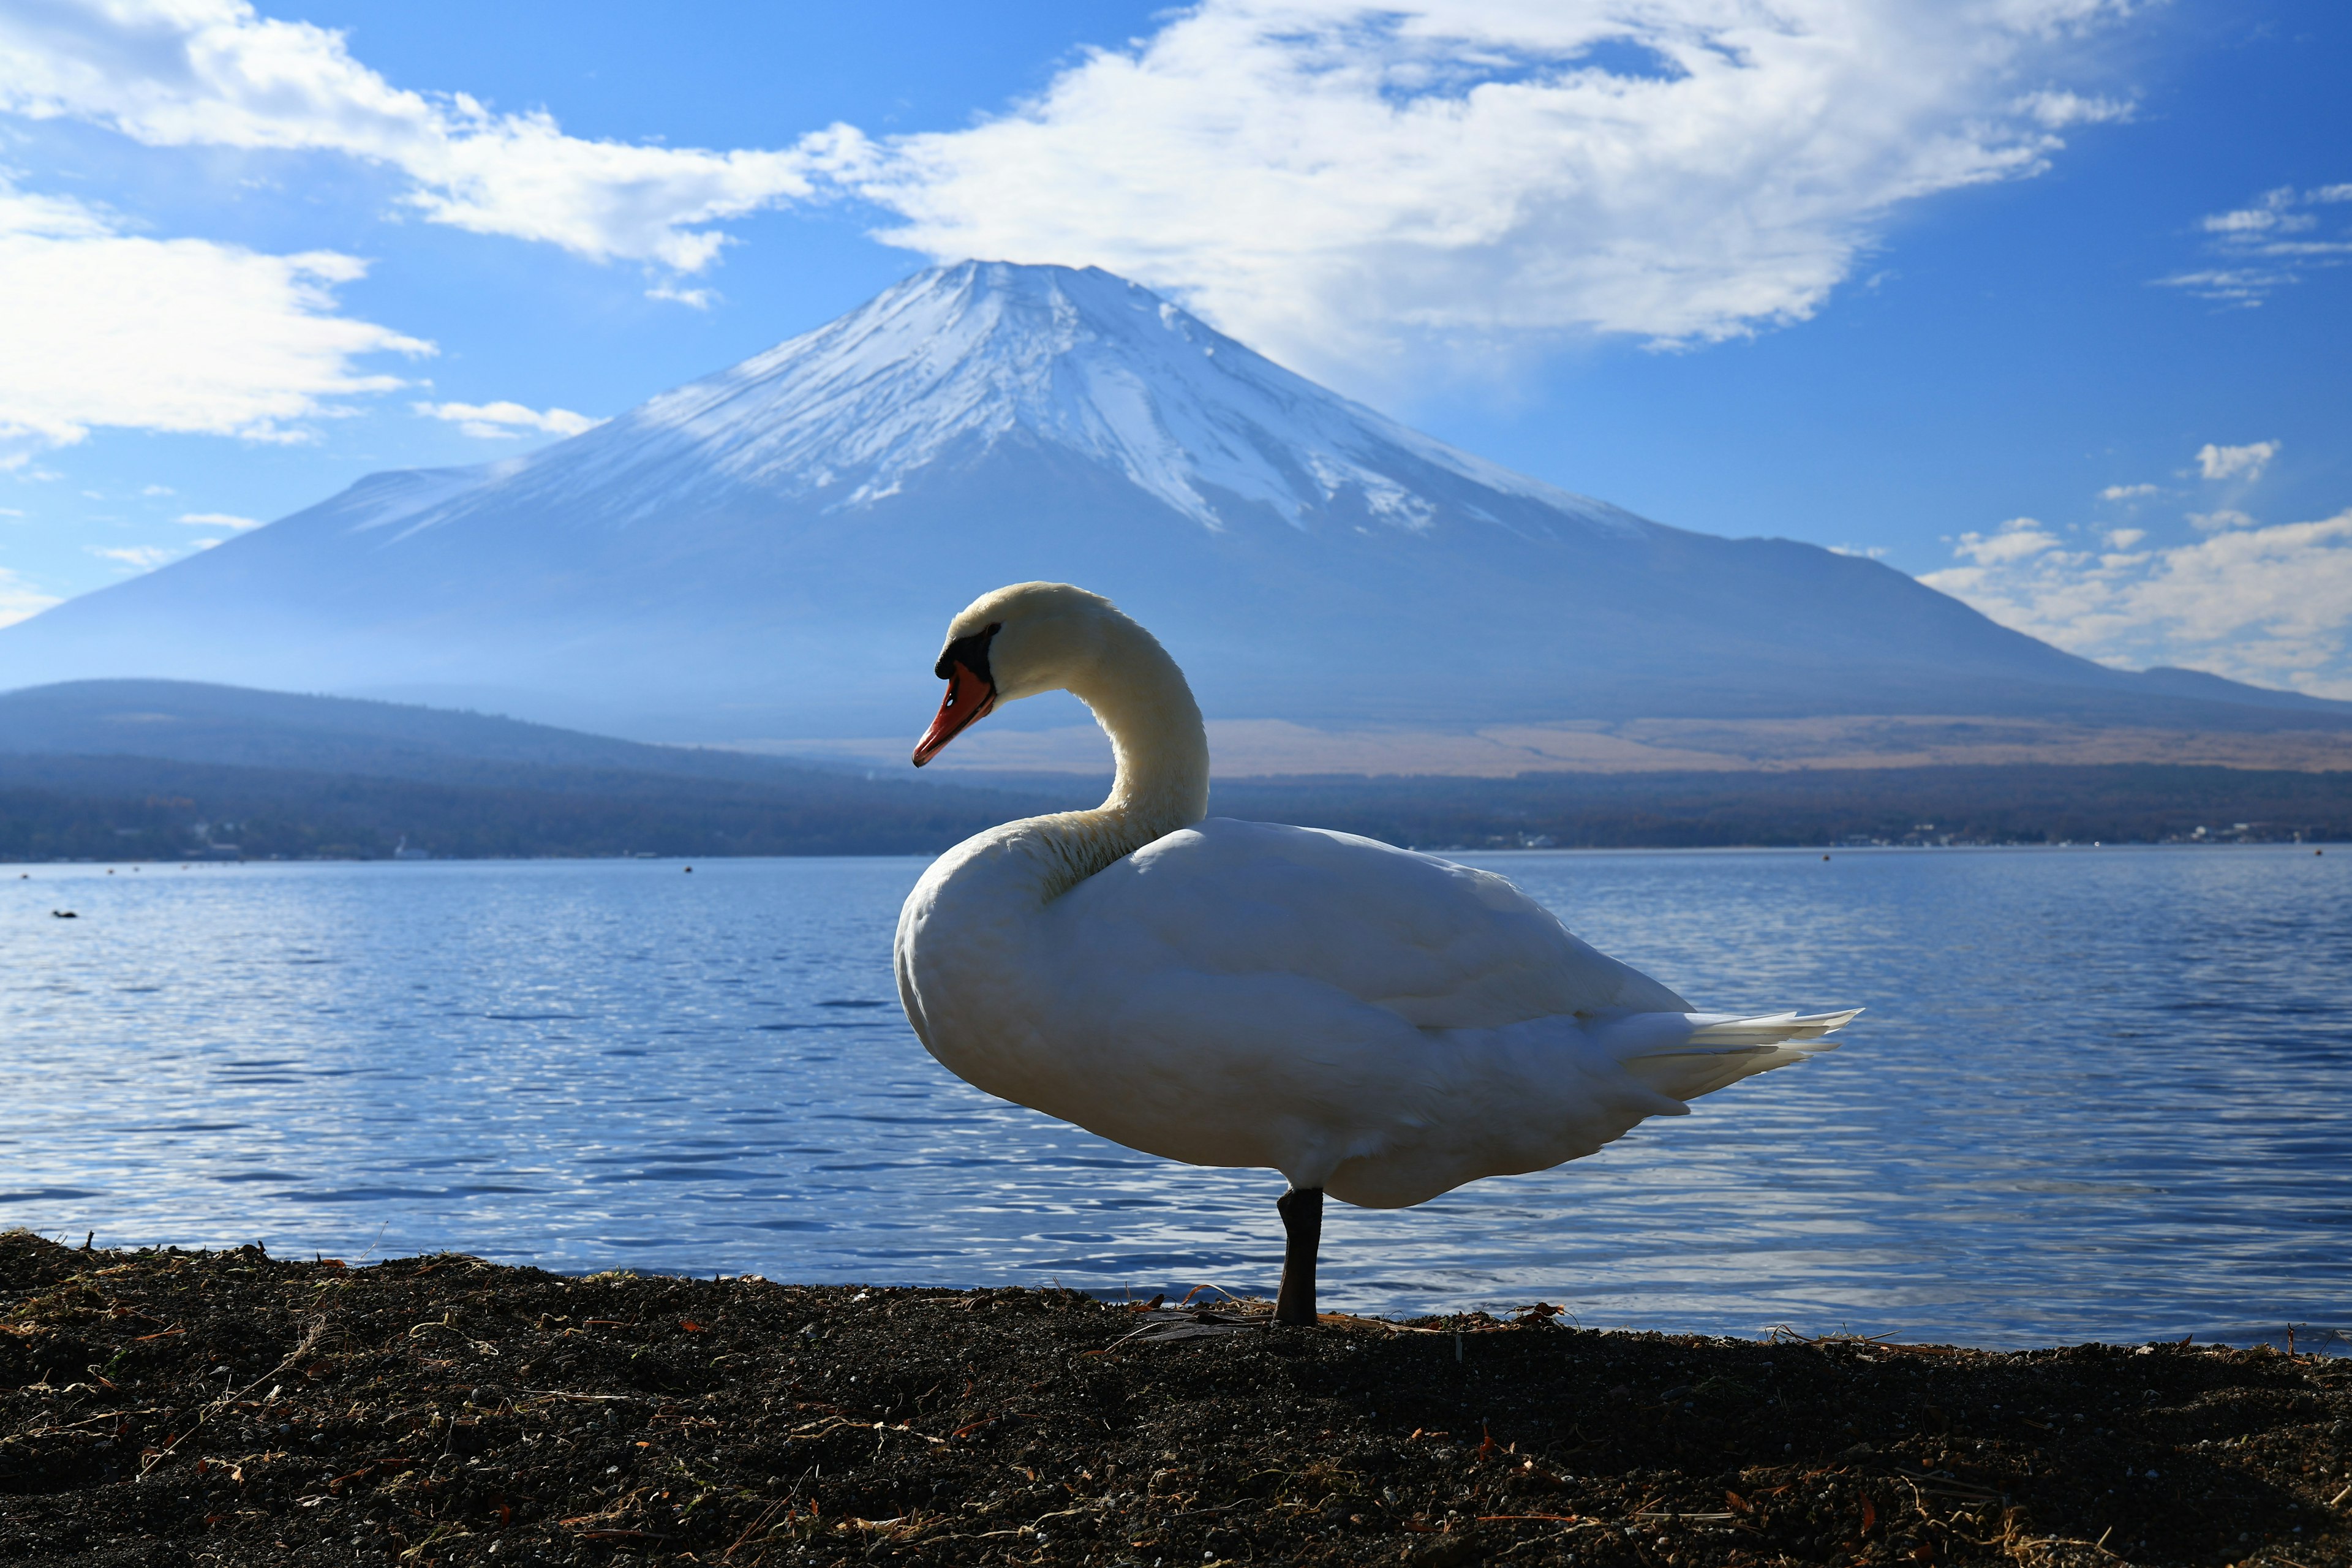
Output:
top-left (140, 1316), bottom-right (328, 1477)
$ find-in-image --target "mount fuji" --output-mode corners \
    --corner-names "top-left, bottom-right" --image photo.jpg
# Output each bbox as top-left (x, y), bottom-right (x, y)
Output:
top-left (0, 261), bottom-right (2337, 752)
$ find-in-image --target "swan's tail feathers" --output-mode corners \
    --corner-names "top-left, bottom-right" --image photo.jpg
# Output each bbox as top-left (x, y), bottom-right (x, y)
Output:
top-left (1600, 1008), bottom-right (1862, 1102)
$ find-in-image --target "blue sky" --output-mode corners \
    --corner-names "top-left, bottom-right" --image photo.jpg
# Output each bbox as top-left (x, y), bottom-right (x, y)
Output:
top-left (2, 0), bottom-right (2348, 695)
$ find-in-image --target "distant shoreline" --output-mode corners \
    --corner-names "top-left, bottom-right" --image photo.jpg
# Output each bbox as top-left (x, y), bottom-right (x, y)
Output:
top-left (4, 756), bottom-right (2348, 863)
top-left (2, 838), bottom-right (2342, 872)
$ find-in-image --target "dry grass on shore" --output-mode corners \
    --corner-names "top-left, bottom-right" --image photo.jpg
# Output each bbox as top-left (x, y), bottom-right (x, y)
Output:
top-left (1, 1231), bottom-right (2345, 1566)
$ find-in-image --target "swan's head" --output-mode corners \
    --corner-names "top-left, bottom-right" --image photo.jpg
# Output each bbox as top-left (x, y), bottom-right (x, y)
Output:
top-left (913, 582), bottom-right (1123, 766)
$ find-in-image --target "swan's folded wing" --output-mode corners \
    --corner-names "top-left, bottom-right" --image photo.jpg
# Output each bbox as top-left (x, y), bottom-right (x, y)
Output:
top-left (1049, 817), bottom-right (1689, 1027)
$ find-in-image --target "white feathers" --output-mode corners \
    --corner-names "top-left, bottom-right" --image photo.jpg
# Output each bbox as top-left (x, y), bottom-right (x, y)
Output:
top-left (894, 584), bottom-right (1860, 1210)
top-left (1605, 1010), bottom-right (1861, 1101)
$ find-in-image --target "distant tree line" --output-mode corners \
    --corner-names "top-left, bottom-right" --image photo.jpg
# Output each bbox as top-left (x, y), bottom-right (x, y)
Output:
top-left (0, 753), bottom-right (1050, 862)
top-left (0, 755), bottom-right (2342, 862)
top-left (1213, 764), bottom-right (2352, 850)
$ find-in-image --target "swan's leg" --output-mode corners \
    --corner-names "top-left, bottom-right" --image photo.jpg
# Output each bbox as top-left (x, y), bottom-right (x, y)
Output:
top-left (1274, 1186), bottom-right (1324, 1325)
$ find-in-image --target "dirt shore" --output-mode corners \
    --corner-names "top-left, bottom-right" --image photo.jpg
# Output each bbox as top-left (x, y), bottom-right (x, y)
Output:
top-left (2, 1231), bottom-right (2343, 1567)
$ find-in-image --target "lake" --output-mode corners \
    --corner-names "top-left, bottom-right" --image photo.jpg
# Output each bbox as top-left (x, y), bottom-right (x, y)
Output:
top-left (2, 843), bottom-right (2345, 1351)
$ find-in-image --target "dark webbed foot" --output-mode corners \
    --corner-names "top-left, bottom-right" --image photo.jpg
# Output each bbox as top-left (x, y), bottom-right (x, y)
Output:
top-left (1274, 1186), bottom-right (1323, 1325)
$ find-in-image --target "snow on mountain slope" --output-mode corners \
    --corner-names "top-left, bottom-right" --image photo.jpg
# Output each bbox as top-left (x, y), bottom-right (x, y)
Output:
top-left (1, 261), bottom-right (2338, 747)
top-left (421, 262), bottom-right (1648, 541)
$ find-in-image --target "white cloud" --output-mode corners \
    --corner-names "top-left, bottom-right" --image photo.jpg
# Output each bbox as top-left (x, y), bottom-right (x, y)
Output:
top-left (2105, 527), bottom-right (2143, 549)
top-left (1829, 543), bottom-right (1889, 559)
top-left (88, 543), bottom-right (178, 571)
top-left (2153, 266), bottom-right (2296, 305)
top-left (176, 510), bottom-right (260, 529)
top-left (0, 565), bottom-right (59, 627)
top-left (1921, 509), bottom-right (2352, 699)
top-left (646, 285), bottom-right (716, 310)
top-left (0, 506), bottom-right (24, 518)
top-left (842, 0), bottom-right (2139, 375)
top-left (412, 400), bottom-right (601, 440)
top-left (0, 176), bottom-right (431, 458)
top-left (2188, 508), bottom-right (2255, 533)
top-left (1949, 516), bottom-right (2064, 567)
top-left (2196, 440), bottom-right (2277, 482)
top-left (140, 483), bottom-right (174, 496)
top-left (0, 0), bottom-right (2139, 380)
top-left (2099, 482), bottom-right (2157, 500)
top-left (2013, 89), bottom-right (2133, 129)
top-left (2162, 184), bottom-right (2352, 306)
top-left (0, 0), bottom-right (848, 273)
top-left (2200, 188), bottom-right (2313, 236)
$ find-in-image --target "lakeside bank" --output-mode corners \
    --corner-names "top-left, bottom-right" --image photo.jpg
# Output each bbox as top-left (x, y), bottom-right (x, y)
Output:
top-left (2, 1232), bottom-right (2343, 1566)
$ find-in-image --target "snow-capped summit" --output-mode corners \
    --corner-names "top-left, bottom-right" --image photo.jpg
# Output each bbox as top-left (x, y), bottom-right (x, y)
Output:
top-left (366, 261), bottom-right (1643, 543)
top-left (0, 262), bottom-right (2321, 744)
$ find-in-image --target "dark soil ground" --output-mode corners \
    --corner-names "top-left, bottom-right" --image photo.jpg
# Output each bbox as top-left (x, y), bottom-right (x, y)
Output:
top-left (2, 1231), bottom-right (2344, 1568)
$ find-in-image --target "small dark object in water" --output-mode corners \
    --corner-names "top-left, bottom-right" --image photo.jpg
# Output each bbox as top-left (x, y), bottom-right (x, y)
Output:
top-left (684, 865), bottom-right (693, 873)
top-left (51, 910), bottom-right (77, 919)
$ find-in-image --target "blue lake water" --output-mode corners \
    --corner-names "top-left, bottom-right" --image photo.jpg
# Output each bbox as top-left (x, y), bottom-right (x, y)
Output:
top-left (2, 843), bottom-right (2346, 1351)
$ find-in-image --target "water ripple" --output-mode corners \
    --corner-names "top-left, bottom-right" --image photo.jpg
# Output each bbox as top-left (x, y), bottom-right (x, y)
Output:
top-left (2, 846), bottom-right (2346, 1348)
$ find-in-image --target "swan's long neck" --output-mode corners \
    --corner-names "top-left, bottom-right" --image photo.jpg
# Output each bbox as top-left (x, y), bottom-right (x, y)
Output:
top-left (1023, 618), bottom-right (1209, 900)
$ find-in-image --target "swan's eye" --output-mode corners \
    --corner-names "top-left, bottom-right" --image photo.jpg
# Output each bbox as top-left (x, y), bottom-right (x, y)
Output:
top-left (934, 621), bottom-right (1002, 684)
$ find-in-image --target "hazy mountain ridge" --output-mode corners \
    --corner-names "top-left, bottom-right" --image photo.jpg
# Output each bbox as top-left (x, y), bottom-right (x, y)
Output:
top-left (0, 261), bottom-right (2340, 746)
top-left (0, 751), bottom-right (1058, 862)
top-left (2, 680), bottom-right (2339, 859)
top-left (0, 679), bottom-right (875, 785)
top-left (0, 680), bottom-right (1077, 861)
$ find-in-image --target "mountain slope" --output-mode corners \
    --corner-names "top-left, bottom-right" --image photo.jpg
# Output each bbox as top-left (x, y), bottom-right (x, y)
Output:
top-left (0, 678), bottom-right (867, 784)
top-left (0, 680), bottom-right (1072, 860)
top-left (0, 262), bottom-right (2339, 743)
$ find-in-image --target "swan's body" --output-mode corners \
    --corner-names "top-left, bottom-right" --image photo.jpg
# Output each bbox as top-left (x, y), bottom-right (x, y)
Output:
top-left (894, 584), bottom-right (1856, 1308)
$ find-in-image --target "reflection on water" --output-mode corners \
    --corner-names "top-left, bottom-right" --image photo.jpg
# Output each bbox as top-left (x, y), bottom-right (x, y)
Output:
top-left (2, 845), bottom-right (2345, 1349)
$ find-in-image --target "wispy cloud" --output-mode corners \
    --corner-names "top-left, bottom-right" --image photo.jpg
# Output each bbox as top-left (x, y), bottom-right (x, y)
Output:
top-left (176, 511), bottom-right (261, 530)
top-left (87, 543), bottom-right (178, 572)
top-left (0, 175), bottom-right (430, 460)
top-left (646, 285), bottom-right (716, 310)
top-left (0, 565), bottom-right (58, 627)
top-left (0, 0), bottom-right (2141, 383)
top-left (2159, 184), bottom-right (2352, 307)
top-left (413, 400), bottom-right (601, 440)
top-left (1928, 441), bottom-right (2348, 693)
top-left (844, 0), bottom-right (2141, 377)
top-left (2188, 508), bottom-right (2256, 534)
top-left (2196, 440), bottom-right (2278, 482)
top-left (1922, 509), bottom-right (2352, 699)
top-left (0, 0), bottom-right (851, 273)
top-left (1949, 517), bottom-right (2066, 567)
top-left (2011, 89), bottom-right (2133, 129)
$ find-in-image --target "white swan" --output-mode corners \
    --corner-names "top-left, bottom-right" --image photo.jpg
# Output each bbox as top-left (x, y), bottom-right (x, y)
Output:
top-left (894, 582), bottom-right (1858, 1322)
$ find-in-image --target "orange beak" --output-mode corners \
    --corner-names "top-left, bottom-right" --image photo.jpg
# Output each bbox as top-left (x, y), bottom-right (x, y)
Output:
top-left (913, 662), bottom-right (996, 766)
